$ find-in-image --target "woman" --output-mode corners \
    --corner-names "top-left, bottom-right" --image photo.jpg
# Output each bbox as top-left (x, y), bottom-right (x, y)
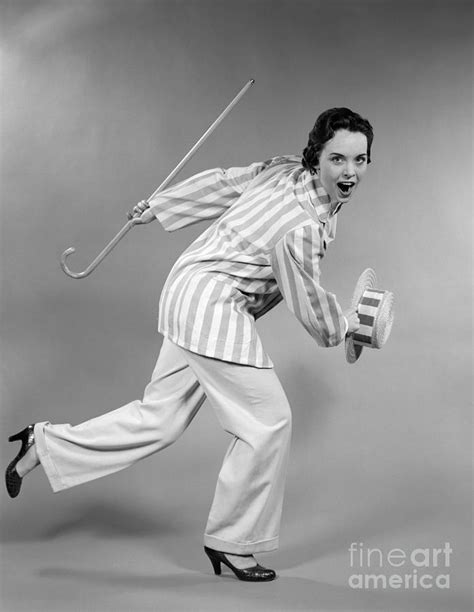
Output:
top-left (6, 107), bottom-right (373, 582)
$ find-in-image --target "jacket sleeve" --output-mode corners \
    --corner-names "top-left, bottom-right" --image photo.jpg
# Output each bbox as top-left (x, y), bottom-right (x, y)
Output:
top-left (271, 223), bottom-right (347, 347)
top-left (148, 161), bottom-right (269, 232)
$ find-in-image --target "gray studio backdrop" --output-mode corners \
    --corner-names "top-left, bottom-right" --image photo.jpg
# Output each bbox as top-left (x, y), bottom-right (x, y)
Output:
top-left (1, 1), bottom-right (472, 611)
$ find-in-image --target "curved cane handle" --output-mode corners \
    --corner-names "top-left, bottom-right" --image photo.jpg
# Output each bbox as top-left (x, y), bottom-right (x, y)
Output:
top-left (60, 218), bottom-right (143, 279)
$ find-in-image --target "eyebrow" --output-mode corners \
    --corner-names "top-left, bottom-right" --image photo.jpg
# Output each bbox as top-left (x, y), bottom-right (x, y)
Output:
top-left (329, 152), bottom-right (368, 157)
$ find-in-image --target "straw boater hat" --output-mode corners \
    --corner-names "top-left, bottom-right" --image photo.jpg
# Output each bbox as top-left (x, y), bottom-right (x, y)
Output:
top-left (345, 268), bottom-right (395, 363)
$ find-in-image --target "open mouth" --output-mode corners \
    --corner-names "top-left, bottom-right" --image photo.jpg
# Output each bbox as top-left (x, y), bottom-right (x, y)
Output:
top-left (337, 181), bottom-right (355, 197)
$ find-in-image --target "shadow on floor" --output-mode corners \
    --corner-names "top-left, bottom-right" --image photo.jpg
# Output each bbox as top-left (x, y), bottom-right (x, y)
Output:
top-left (0, 500), bottom-right (183, 543)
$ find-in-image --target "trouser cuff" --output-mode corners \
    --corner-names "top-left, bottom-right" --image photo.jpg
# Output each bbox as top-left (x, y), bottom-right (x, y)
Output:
top-left (203, 534), bottom-right (279, 554)
top-left (34, 422), bottom-right (68, 493)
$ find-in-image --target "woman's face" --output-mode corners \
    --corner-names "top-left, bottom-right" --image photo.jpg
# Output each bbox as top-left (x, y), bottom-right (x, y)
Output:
top-left (315, 129), bottom-right (369, 203)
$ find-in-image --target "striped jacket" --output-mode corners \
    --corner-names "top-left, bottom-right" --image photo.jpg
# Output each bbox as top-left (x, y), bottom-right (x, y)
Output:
top-left (149, 155), bottom-right (347, 368)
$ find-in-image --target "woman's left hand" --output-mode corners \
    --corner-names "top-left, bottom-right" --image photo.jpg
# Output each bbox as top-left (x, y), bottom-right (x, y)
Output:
top-left (343, 308), bottom-right (360, 335)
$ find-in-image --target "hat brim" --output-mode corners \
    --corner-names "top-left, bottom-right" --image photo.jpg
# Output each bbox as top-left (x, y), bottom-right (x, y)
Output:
top-left (345, 268), bottom-right (377, 364)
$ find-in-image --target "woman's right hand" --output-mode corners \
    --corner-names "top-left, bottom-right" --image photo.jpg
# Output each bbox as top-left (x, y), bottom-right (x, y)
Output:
top-left (343, 307), bottom-right (360, 335)
top-left (127, 200), bottom-right (155, 224)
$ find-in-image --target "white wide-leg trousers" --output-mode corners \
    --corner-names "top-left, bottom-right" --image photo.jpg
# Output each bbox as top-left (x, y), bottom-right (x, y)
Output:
top-left (34, 338), bottom-right (292, 554)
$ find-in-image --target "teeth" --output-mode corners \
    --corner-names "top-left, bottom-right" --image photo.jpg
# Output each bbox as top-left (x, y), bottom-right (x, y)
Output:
top-left (338, 182), bottom-right (353, 193)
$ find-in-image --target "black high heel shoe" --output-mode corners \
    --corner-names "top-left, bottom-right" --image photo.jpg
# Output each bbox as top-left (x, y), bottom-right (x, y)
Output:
top-left (204, 546), bottom-right (276, 582)
top-left (5, 425), bottom-right (35, 498)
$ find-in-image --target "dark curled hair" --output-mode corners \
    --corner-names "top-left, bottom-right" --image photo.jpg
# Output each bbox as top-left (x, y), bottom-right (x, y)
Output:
top-left (302, 107), bottom-right (374, 174)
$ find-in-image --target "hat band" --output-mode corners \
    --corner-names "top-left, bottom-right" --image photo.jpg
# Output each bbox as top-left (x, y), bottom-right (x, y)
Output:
top-left (353, 289), bottom-right (394, 349)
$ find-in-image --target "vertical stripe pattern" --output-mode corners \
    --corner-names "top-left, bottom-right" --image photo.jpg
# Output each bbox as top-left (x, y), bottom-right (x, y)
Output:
top-left (353, 289), bottom-right (395, 348)
top-left (149, 156), bottom-right (346, 367)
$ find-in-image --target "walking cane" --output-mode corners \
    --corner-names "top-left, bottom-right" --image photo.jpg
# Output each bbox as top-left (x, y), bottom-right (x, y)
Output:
top-left (60, 79), bottom-right (255, 279)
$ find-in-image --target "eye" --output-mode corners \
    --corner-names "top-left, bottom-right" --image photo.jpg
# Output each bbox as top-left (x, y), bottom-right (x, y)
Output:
top-left (330, 155), bottom-right (343, 164)
top-left (355, 156), bottom-right (367, 165)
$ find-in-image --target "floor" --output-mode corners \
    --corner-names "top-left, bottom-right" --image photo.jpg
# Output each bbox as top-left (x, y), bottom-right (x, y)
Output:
top-left (1, 494), bottom-right (471, 612)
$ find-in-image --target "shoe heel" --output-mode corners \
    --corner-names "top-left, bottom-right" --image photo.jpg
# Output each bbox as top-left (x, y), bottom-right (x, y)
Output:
top-left (210, 557), bottom-right (221, 575)
top-left (8, 428), bottom-right (28, 443)
top-left (204, 547), bottom-right (222, 575)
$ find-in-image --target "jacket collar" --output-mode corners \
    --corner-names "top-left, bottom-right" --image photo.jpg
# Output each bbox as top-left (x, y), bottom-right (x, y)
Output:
top-left (302, 170), bottom-right (343, 223)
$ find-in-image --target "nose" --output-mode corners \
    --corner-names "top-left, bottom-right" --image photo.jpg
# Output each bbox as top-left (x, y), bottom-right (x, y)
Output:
top-left (342, 162), bottom-right (356, 178)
